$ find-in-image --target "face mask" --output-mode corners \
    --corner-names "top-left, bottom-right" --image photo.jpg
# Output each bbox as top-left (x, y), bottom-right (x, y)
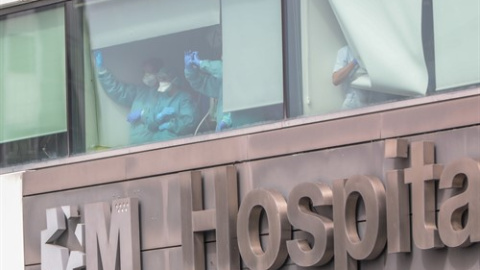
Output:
top-left (143, 73), bottom-right (157, 88)
top-left (157, 82), bottom-right (172, 93)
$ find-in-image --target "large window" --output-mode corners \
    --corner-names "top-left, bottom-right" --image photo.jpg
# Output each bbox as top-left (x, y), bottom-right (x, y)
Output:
top-left (0, 0), bottom-right (478, 168)
top-left (0, 4), bottom-right (67, 167)
top-left (285, 0), bottom-right (480, 117)
top-left (80, 0), bottom-right (284, 149)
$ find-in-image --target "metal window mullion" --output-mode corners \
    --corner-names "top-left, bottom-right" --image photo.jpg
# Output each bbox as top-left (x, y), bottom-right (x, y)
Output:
top-left (65, 0), bottom-right (86, 154)
top-left (282, 0), bottom-right (303, 119)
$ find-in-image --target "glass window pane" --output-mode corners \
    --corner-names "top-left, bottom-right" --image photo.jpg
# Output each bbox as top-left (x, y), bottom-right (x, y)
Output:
top-left (222, 0), bottom-right (284, 112)
top-left (85, 0), bottom-right (220, 50)
top-left (80, 0), bottom-right (283, 150)
top-left (329, 0), bottom-right (428, 97)
top-left (433, 0), bottom-right (480, 91)
top-left (287, 0), bottom-right (479, 118)
top-left (0, 5), bottom-right (67, 166)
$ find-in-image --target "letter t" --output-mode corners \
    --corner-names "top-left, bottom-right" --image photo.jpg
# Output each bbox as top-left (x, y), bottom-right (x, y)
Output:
top-left (404, 141), bottom-right (444, 249)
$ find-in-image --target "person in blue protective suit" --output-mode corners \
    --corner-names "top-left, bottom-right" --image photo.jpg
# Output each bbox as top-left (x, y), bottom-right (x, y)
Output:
top-left (184, 50), bottom-right (231, 132)
top-left (94, 51), bottom-right (197, 144)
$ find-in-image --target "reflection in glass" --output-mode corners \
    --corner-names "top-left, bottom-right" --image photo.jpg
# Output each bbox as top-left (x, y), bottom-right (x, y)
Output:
top-left (287, 0), bottom-right (479, 118)
top-left (81, 0), bottom-right (283, 150)
top-left (0, 5), bottom-right (67, 167)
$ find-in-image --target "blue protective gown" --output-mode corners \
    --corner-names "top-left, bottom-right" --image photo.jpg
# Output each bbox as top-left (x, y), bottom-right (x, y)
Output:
top-left (184, 60), bottom-right (231, 131)
top-left (98, 70), bottom-right (196, 144)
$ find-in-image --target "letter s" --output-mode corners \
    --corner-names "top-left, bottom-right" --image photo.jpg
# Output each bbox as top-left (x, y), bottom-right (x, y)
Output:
top-left (286, 182), bottom-right (334, 267)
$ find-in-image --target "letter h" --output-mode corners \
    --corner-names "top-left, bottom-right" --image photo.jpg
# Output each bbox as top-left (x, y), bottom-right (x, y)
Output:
top-left (180, 166), bottom-right (240, 270)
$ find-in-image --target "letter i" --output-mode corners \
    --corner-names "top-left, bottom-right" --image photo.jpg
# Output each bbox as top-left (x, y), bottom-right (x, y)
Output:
top-left (384, 139), bottom-right (411, 253)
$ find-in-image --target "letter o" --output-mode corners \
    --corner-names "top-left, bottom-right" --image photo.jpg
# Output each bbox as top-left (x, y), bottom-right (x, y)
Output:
top-left (344, 175), bottom-right (387, 260)
top-left (237, 189), bottom-right (291, 270)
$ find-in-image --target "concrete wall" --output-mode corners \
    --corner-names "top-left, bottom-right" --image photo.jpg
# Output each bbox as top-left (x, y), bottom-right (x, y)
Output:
top-left (0, 172), bottom-right (24, 270)
top-left (20, 95), bottom-right (480, 269)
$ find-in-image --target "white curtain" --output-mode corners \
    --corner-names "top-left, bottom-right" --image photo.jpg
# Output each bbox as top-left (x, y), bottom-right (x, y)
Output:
top-left (222, 0), bottom-right (284, 112)
top-left (84, 0), bottom-right (220, 49)
top-left (329, 0), bottom-right (428, 96)
top-left (433, 0), bottom-right (480, 91)
top-left (0, 7), bottom-right (67, 143)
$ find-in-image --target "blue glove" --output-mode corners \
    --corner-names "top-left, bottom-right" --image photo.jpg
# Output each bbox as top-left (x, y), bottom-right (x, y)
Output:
top-left (192, 51), bottom-right (201, 67)
top-left (352, 58), bottom-right (358, 66)
top-left (94, 50), bottom-right (104, 68)
top-left (156, 107), bottom-right (175, 122)
top-left (184, 51), bottom-right (194, 69)
top-left (158, 122), bottom-right (171, 131)
top-left (127, 109), bottom-right (142, 123)
top-left (215, 120), bottom-right (228, 132)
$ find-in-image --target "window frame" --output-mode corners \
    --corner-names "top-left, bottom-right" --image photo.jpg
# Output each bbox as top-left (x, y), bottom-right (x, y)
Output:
top-left (0, 0), bottom-right (478, 172)
top-left (0, 0), bottom-right (72, 167)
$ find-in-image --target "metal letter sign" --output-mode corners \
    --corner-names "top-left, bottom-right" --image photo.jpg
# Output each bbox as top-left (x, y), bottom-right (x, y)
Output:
top-left (237, 188), bottom-right (291, 270)
top-left (40, 140), bottom-right (480, 270)
top-left (180, 165), bottom-right (241, 270)
top-left (42, 198), bottom-right (140, 270)
top-left (286, 182), bottom-right (334, 267)
top-left (84, 198), bottom-right (140, 270)
top-left (41, 206), bottom-right (85, 270)
top-left (438, 158), bottom-right (480, 247)
top-left (404, 141), bottom-right (444, 249)
top-left (385, 139), bottom-right (411, 253)
top-left (333, 175), bottom-right (387, 270)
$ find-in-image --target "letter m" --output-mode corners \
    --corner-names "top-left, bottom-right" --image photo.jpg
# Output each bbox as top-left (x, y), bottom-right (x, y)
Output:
top-left (84, 198), bottom-right (140, 270)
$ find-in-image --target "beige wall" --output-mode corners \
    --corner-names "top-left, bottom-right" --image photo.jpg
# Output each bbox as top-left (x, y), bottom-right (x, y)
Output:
top-left (0, 0), bottom-right (16, 5)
